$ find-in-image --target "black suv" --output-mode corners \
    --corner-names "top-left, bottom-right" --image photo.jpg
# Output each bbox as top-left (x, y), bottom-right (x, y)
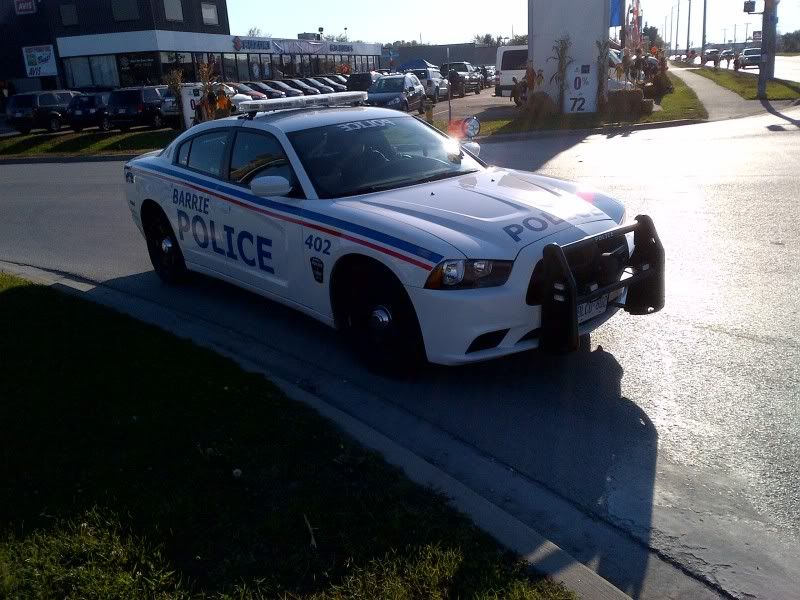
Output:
top-left (347, 72), bottom-right (381, 91)
top-left (107, 86), bottom-right (166, 131)
top-left (66, 92), bottom-right (112, 132)
top-left (440, 62), bottom-right (481, 97)
top-left (6, 90), bottom-right (80, 134)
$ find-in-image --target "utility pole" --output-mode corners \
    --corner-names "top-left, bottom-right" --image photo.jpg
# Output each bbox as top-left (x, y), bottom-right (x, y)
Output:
top-left (701, 0), bottom-right (707, 58)
top-left (665, 15), bottom-right (668, 49)
top-left (734, 24), bottom-right (737, 44)
top-left (675, 0), bottom-right (680, 54)
top-left (757, 0), bottom-right (778, 98)
top-left (744, 23), bottom-right (750, 42)
top-left (723, 28), bottom-right (727, 44)
top-left (670, 5), bottom-right (674, 54)
top-left (686, 0), bottom-right (692, 57)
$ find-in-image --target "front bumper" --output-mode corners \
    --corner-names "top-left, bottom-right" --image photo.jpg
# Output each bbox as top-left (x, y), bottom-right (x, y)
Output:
top-left (408, 216), bottom-right (665, 365)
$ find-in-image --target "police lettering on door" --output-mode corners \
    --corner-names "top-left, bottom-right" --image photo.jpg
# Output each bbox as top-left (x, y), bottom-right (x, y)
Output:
top-left (173, 187), bottom-right (274, 274)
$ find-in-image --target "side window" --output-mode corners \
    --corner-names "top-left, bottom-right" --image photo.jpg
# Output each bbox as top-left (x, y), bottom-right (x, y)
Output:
top-left (38, 93), bottom-right (57, 107)
top-left (176, 139), bottom-right (190, 166)
top-left (186, 130), bottom-right (229, 177)
top-left (143, 88), bottom-right (159, 102)
top-left (229, 130), bottom-right (300, 195)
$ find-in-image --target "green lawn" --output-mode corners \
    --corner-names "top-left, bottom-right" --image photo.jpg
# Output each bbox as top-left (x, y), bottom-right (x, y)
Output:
top-left (454, 71), bottom-right (706, 138)
top-left (691, 66), bottom-right (800, 100)
top-left (776, 52), bottom-right (800, 57)
top-left (0, 128), bottom-right (178, 158)
top-left (0, 273), bottom-right (574, 600)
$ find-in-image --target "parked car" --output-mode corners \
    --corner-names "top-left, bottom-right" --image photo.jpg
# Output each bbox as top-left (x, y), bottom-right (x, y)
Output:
top-left (282, 79), bottom-right (321, 95)
top-left (263, 80), bottom-right (304, 97)
top-left (703, 49), bottom-right (721, 64)
top-left (366, 73), bottom-right (425, 113)
top-left (720, 49), bottom-right (734, 61)
top-left (231, 83), bottom-right (267, 100)
top-left (495, 46), bottom-right (527, 97)
top-left (107, 86), bottom-right (167, 131)
top-left (406, 68), bottom-right (449, 103)
top-left (66, 92), bottom-right (111, 132)
top-left (300, 78), bottom-right (334, 94)
top-left (6, 90), bottom-right (80, 134)
top-left (243, 81), bottom-right (286, 99)
top-left (211, 83), bottom-right (252, 113)
top-left (441, 61), bottom-right (481, 97)
top-left (314, 76), bottom-right (347, 92)
top-left (347, 71), bottom-right (381, 91)
top-left (327, 74), bottom-right (348, 85)
top-left (740, 47), bottom-right (762, 68)
top-left (159, 90), bottom-right (181, 125)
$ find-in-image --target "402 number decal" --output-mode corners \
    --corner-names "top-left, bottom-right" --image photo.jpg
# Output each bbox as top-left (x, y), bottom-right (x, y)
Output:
top-left (305, 234), bottom-right (331, 255)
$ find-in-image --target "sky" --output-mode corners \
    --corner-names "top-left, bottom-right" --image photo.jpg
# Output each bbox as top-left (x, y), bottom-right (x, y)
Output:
top-left (227, 0), bottom-right (800, 46)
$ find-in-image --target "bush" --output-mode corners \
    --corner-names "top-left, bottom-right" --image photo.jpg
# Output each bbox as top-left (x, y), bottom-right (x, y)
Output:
top-left (524, 91), bottom-right (559, 124)
top-left (608, 89), bottom-right (644, 120)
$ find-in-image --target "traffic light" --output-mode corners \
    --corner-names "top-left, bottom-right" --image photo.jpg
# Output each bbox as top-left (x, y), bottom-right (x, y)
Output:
top-left (743, 1), bottom-right (755, 13)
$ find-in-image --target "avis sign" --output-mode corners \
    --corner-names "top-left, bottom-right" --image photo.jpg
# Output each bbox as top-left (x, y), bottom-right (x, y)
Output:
top-left (22, 45), bottom-right (57, 78)
top-left (14, 0), bottom-right (36, 14)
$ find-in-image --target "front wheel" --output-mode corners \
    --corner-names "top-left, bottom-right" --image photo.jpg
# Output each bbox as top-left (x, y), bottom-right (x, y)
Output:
top-left (143, 208), bottom-right (187, 284)
top-left (152, 113), bottom-right (163, 129)
top-left (47, 116), bottom-right (61, 133)
top-left (475, 86), bottom-right (481, 94)
top-left (459, 84), bottom-right (466, 98)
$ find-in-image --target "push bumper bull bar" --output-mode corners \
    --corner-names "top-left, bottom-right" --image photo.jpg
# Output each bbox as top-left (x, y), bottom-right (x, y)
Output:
top-left (539, 214), bottom-right (665, 353)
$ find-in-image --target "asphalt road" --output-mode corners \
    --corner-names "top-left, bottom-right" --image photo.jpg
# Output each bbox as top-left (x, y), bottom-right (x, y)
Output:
top-left (1, 107), bottom-right (799, 599)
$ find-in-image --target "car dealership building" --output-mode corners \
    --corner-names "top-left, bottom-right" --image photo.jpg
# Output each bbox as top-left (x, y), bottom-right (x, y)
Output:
top-left (0, 0), bottom-right (381, 95)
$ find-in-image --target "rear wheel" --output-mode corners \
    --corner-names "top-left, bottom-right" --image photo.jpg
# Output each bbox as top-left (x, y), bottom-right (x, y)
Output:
top-left (99, 116), bottom-right (111, 131)
top-left (417, 99), bottom-right (425, 114)
top-left (152, 113), bottom-right (163, 129)
top-left (335, 261), bottom-right (425, 374)
top-left (143, 206), bottom-right (187, 284)
top-left (459, 84), bottom-right (466, 98)
top-left (47, 116), bottom-right (61, 133)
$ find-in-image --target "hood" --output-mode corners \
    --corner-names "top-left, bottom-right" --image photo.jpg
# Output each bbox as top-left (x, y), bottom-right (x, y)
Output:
top-left (367, 91), bottom-right (404, 104)
top-left (344, 168), bottom-right (619, 260)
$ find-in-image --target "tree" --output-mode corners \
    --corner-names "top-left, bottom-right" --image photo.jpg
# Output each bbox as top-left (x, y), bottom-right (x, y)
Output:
top-left (642, 25), bottom-right (664, 49)
top-left (323, 33), bottom-right (348, 42)
top-left (247, 27), bottom-right (263, 37)
top-left (778, 30), bottom-right (800, 52)
top-left (473, 33), bottom-right (501, 45)
top-left (509, 33), bottom-right (528, 46)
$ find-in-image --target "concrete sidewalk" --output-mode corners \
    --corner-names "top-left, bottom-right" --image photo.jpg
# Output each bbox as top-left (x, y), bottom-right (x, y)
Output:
top-left (671, 66), bottom-right (796, 120)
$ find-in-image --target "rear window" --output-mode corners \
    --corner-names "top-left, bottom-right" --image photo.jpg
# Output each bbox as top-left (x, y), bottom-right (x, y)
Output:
top-left (9, 95), bottom-right (34, 109)
top-left (70, 96), bottom-right (93, 108)
top-left (744, 49), bottom-right (760, 56)
top-left (410, 70), bottom-right (428, 80)
top-left (108, 90), bottom-right (142, 105)
top-left (443, 62), bottom-right (469, 72)
top-left (501, 50), bottom-right (527, 70)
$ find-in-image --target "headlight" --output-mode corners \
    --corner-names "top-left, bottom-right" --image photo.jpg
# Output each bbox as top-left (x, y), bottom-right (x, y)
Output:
top-left (424, 259), bottom-right (513, 290)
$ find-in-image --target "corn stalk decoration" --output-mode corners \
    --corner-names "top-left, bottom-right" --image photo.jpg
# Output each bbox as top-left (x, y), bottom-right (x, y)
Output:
top-left (197, 61), bottom-right (214, 122)
top-left (548, 35), bottom-right (573, 113)
top-left (596, 39), bottom-right (610, 113)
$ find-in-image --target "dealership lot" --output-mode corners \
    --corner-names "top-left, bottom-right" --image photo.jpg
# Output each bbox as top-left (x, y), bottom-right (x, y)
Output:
top-left (2, 106), bottom-right (800, 599)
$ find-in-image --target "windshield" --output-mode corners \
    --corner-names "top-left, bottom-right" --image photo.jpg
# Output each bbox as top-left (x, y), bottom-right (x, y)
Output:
top-left (288, 116), bottom-right (482, 199)
top-left (108, 90), bottom-right (141, 105)
top-left (444, 63), bottom-right (469, 72)
top-left (9, 95), bottom-right (35, 109)
top-left (369, 78), bottom-right (405, 93)
top-left (744, 48), bottom-right (760, 55)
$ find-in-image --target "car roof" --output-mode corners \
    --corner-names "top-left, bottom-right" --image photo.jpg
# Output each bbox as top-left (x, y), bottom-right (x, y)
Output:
top-left (249, 105), bottom-right (413, 133)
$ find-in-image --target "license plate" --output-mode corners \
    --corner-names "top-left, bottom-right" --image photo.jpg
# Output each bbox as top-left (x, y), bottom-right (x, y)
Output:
top-left (14, 112), bottom-right (22, 117)
top-left (74, 110), bottom-right (82, 115)
top-left (577, 293), bottom-right (609, 324)
top-left (118, 108), bottom-right (126, 114)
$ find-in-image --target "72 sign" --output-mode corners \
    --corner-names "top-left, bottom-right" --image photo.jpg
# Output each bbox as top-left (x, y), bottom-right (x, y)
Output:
top-left (565, 64), bottom-right (597, 114)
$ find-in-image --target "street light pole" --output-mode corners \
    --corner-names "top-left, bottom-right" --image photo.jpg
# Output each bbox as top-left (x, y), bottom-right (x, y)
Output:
top-left (675, 1), bottom-right (680, 55)
top-left (701, 0), bottom-right (707, 59)
top-left (734, 24), bottom-right (737, 44)
top-left (686, 0), bottom-right (692, 58)
top-left (744, 23), bottom-right (750, 42)
top-left (670, 5), bottom-right (674, 54)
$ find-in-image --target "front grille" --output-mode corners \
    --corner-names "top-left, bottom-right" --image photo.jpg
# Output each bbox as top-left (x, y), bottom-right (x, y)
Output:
top-left (526, 237), bottom-right (629, 305)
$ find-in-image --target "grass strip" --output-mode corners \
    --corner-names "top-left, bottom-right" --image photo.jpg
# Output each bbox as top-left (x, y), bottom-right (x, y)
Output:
top-left (0, 273), bottom-right (574, 600)
top-left (690, 67), bottom-right (800, 100)
top-left (0, 128), bottom-right (179, 158)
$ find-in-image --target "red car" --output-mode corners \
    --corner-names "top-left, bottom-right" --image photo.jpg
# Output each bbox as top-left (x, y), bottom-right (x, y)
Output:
top-left (231, 83), bottom-right (266, 100)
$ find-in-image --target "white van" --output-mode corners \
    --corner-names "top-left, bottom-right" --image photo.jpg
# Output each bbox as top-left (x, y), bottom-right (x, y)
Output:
top-left (495, 45), bottom-right (527, 97)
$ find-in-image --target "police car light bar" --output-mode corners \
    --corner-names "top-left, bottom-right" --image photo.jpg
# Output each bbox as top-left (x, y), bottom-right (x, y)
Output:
top-left (240, 92), bottom-right (368, 115)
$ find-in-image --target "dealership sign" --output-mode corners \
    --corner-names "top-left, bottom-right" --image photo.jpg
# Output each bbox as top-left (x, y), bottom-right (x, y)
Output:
top-left (22, 45), bottom-right (57, 78)
top-left (232, 37), bottom-right (273, 51)
top-left (14, 0), bottom-right (36, 14)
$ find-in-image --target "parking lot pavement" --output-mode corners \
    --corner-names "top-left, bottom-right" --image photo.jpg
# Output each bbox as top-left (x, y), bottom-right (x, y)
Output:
top-left (430, 89), bottom-right (517, 122)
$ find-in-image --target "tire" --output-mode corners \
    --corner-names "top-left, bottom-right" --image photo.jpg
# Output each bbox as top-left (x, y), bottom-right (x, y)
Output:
top-left (47, 116), bottom-right (61, 133)
top-left (143, 206), bottom-right (187, 284)
top-left (417, 99), bottom-right (425, 114)
top-left (459, 84), bottom-right (466, 98)
top-left (335, 261), bottom-right (425, 374)
top-left (99, 116), bottom-right (111, 131)
top-left (16, 127), bottom-right (31, 135)
top-left (475, 85), bottom-right (481, 94)
top-left (152, 113), bottom-right (163, 129)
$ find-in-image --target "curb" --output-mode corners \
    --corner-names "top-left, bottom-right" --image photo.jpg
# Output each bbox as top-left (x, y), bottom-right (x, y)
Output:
top-left (0, 260), bottom-right (631, 600)
top-left (0, 153), bottom-right (139, 165)
top-left (478, 118), bottom-right (705, 144)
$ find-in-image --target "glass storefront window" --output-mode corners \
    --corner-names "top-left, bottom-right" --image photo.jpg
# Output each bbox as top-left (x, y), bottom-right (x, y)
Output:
top-left (90, 55), bottom-right (120, 87)
top-left (222, 53), bottom-right (236, 81)
top-left (64, 57), bottom-right (92, 88)
top-left (311, 55), bottom-right (323, 76)
top-left (236, 54), bottom-right (249, 81)
top-left (293, 55), bottom-right (302, 77)
top-left (367, 56), bottom-right (375, 71)
top-left (207, 53), bottom-right (222, 79)
top-left (117, 52), bottom-right (160, 86)
top-left (301, 55), bottom-right (310, 76)
top-left (280, 55), bottom-right (294, 77)
top-left (160, 51), bottom-right (194, 82)
top-left (260, 55), bottom-right (272, 80)
top-left (248, 54), bottom-right (262, 79)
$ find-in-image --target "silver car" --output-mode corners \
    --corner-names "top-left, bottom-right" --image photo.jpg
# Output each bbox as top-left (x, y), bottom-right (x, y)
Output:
top-left (407, 68), bottom-right (450, 103)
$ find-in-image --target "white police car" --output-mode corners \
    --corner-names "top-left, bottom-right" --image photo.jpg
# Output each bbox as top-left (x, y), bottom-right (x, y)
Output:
top-left (124, 92), bottom-right (664, 370)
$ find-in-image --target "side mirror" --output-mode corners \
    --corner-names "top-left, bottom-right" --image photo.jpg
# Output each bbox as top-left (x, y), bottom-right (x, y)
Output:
top-left (462, 141), bottom-right (481, 157)
top-left (251, 175), bottom-right (293, 197)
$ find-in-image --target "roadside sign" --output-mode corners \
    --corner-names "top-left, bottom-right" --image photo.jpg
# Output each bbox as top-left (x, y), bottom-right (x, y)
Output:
top-left (566, 64), bottom-right (597, 113)
top-left (743, 1), bottom-right (755, 13)
top-left (752, 31), bottom-right (762, 43)
top-left (22, 45), bottom-right (57, 78)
